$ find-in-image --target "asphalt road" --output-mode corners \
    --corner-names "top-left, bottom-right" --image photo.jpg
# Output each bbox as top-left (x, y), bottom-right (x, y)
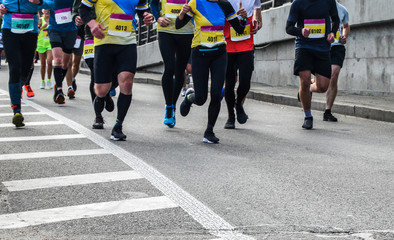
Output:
top-left (0, 64), bottom-right (393, 240)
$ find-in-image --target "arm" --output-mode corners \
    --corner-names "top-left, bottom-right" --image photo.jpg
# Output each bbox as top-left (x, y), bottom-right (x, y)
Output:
top-left (251, 7), bottom-right (262, 34)
top-left (79, 2), bottom-right (105, 39)
top-left (150, 0), bottom-right (160, 20)
top-left (175, 4), bottom-right (192, 29)
top-left (219, 0), bottom-right (246, 34)
top-left (327, 0), bottom-right (339, 43)
top-left (341, 23), bottom-right (349, 44)
top-left (136, 0), bottom-right (153, 26)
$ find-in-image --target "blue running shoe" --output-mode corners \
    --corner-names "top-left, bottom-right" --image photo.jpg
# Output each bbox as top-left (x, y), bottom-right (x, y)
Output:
top-left (163, 105), bottom-right (175, 127)
top-left (110, 89), bottom-right (116, 97)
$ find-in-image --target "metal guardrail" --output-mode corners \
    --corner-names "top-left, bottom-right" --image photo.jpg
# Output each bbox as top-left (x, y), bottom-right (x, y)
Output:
top-left (137, 0), bottom-right (292, 46)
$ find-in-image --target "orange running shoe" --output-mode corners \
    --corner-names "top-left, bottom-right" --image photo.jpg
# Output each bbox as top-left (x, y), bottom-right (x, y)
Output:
top-left (24, 85), bottom-right (35, 98)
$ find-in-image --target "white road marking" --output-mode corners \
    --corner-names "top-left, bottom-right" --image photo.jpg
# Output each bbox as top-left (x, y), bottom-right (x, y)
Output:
top-left (0, 112), bottom-right (45, 117)
top-left (6, 89), bottom-right (255, 240)
top-left (3, 170), bottom-right (144, 192)
top-left (0, 98), bottom-right (9, 101)
top-left (0, 134), bottom-right (86, 142)
top-left (0, 104), bottom-right (26, 108)
top-left (0, 121), bottom-right (64, 128)
top-left (0, 149), bottom-right (110, 161)
top-left (0, 196), bottom-right (178, 229)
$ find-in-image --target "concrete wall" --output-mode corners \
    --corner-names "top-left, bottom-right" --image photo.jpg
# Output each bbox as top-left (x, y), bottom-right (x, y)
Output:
top-left (137, 0), bottom-right (394, 95)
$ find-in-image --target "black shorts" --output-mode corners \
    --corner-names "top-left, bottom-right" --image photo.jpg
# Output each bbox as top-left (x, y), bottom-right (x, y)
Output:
top-left (94, 44), bottom-right (137, 84)
top-left (48, 29), bottom-right (77, 54)
top-left (294, 48), bottom-right (331, 79)
top-left (330, 45), bottom-right (346, 68)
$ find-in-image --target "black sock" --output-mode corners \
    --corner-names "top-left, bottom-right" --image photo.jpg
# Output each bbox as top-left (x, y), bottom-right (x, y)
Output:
top-left (325, 109), bottom-right (331, 114)
top-left (94, 96), bottom-right (105, 115)
top-left (61, 68), bottom-right (68, 80)
top-left (115, 93), bottom-right (132, 126)
top-left (54, 66), bottom-right (63, 88)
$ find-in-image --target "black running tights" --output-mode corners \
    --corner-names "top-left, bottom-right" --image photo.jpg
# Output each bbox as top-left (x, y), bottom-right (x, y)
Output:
top-left (158, 32), bottom-right (193, 106)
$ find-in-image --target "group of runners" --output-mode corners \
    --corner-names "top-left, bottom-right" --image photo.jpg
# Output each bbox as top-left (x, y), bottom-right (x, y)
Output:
top-left (0, 0), bottom-right (349, 143)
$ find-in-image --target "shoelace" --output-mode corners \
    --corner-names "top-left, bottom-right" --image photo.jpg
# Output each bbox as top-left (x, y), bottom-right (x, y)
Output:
top-left (25, 85), bottom-right (33, 92)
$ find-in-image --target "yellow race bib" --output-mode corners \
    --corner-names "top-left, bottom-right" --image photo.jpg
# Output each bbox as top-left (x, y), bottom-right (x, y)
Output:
top-left (165, 0), bottom-right (184, 18)
top-left (200, 26), bottom-right (224, 48)
top-left (230, 21), bottom-right (251, 42)
top-left (108, 13), bottom-right (133, 37)
top-left (83, 39), bottom-right (94, 59)
top-left (304, 19), bottom-right (325, 38)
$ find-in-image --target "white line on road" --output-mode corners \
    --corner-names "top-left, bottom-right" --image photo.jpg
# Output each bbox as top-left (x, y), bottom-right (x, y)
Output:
top-left (0, 104), bottom-right (26, 108)
top-left (0, 121), bottom-right (64, 128)
top-left (5, 89), bottom-right (255, 240)
top-left (0, 149), bottom-right (110, 161)
top-left (0, 98), bottom-right (10, 101)
top-left (0, 134), bottom-right (86, 142)
top-left (0, 196), bottom-right (178, 229)
top-left (3, 170), bottom-right (144, 192)
top-left (0, 112), bottom-right (45, 117)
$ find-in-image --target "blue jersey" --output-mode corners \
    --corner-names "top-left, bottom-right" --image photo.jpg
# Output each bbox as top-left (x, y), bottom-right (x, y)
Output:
top-left (287, 0), bottom-right (339, 52)
top-left (48, 0), bottom-right (77, 32)
top-left (1, 0), bottom-right (54, 33)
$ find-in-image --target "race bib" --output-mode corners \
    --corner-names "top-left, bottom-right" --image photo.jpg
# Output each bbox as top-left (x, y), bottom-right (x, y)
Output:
top-left (200, 26), bottom-right (224, 48)
top-left (165, 0), bottom-right (184, 18)
top-left (55, 8), bottom-right (72, 24)
top-left (74, 36), bottom-right (82, 48)
top-left (108, 13), bottom-right (133, 37)
top-left (43, 29), bottom-right (49, 40)
top-left (334, 28), bottom-right (341, 43)
top-left (230, 20), bottom-right (251, 42)
top-left (11, 14), bottom-right (34, 34)
top-left (304, 19), bottom-right (325, 39)
top-left (83, 39), bottom-right (94, 59)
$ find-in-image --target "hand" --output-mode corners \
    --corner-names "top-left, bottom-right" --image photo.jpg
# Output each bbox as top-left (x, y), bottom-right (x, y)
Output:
top-left (0, 4), bottom-right (8, 14)
top-left (88, 20), bottom-right (105, 39)
top-left (181, 4), bottom-right (192, 15)
top-left (28, 0), bottom-right (41, 4)
top-left (143, 12), bottom-right (154, 26)
top-left (302, 27), bottom-right (310, 38)
top-left (237, 1), bottom-right (247, 19)
top-left (75, 16), bottom-right (84, 27)
top-left (251, 19), bottom-right (259, 35)
top-left (327, 32), bottom-right (335, 43)
top-left (340, 35), bottom-right (347, 44)
top-left (157, 17), bottom-right (170, 27)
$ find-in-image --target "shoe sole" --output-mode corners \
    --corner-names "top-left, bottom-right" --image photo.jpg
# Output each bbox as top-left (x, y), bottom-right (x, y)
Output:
top-left (110, 135), bottom-right (126, 141)
top-left (67, 89), bottom-right (75, 98)
top-left (203, 138), bottom-right (219, 144)
top-left (12, 114), bottom-right (25, 128)
top-left (92, 124), bottom-right (104, 129)
top-left (323, 118), bottom-right (338, 122)
top-left (224, 124), bottom-right (235, 129)
top-left (55, 95), bottom-right (65, 104)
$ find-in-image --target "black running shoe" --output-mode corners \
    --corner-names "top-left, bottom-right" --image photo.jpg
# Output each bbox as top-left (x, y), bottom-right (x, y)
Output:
top-left (302, 117), bottom-right (313, 129)
top-left (323, 112), bottom-right (338, 122)
top-left (203, 130), bottom-right (220, 144)
top-left (92, 117), bottom-right (104, 129)
top-left (180, 88), bottom-right (194, 117)
top-left (105, 94), bottom-right (114, 112)
top-left (236, 104), bottom-right (248, 124)
top-left (55, 90), bottom-right (65, 104)
top-left (111, 125), bottom-right (127, 141)
top-left (224, 118), bottom-right (235, 129)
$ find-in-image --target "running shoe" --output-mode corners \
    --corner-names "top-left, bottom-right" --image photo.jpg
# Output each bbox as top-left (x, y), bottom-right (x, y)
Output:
top-left (203, 129), bottom-right (220, 144)
top-left (40, 81), bottom-right (45, 89)
top-left (47, 80), bottom-right (53, 89)
top-left (323, 111), bottom-right (338, 122)
top-left (92, 117), bottom-right (104, 129)
top-left (224, 119), bottom-right (235, 129)
top-left (67, 87), bottom-right (75, 99)
top-left (111, 125), bottom-right (127, 141)
top-left (110, 89), bottom-right (116, 97)
top-left (163, 105), bottom-right (175, 128)
top-left (12, 112), bottom-right (25, 128)
top-left (236, 104), bottom-right (248, 124)
top-left (180, 88), bottom-right (194, 117)
top-left (181, 87), bottom-right (187, 97)
top-left (104, 94), bottom-right (114, 112)
top-left (54, 89), bottom-right (65, 104)
top-left (302, 117), bottom-right (313, 129)
top-left (24, 85), bottom-right (35, 98)
top-left (72, 79), bottom-right (77, 92)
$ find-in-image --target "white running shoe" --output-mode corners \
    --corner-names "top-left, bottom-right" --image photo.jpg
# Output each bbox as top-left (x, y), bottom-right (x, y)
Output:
top-left (40, 81), bottom-right (45, 89)
top-left (47, 80), bottom-right (53, 89)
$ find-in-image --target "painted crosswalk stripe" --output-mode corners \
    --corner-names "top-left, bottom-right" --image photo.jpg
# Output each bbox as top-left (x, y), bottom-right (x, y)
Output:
top-left (3, 170), bottom-right (144, 192)
top-left (0, 134), bottom-right (86, 142)
top-left (0, 104), bottom-right (26, 108)
top-left (0, 149), bottom-right (110, 161)
top-left (0, 98), bottom-right (10, 101)
top-left (0, 196), bottom-right (178, 229)
top-left (0, 112), bottom-right (45, 117)
top-left (0, 121), bottom-right (64, 128)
